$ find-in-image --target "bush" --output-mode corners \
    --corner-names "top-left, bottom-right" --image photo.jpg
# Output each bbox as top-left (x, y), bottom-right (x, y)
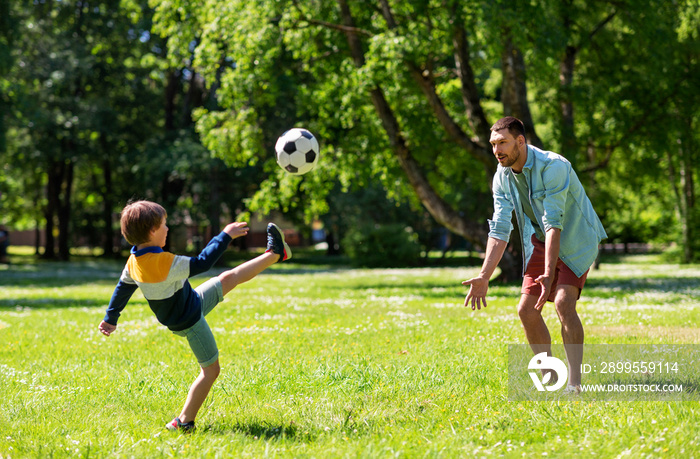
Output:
top-left (342, 223), bottom-right (422, 268)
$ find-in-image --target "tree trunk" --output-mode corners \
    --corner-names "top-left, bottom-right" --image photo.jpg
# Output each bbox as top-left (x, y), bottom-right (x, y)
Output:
top-left (559, 45), bottom-right (577, 164)
top-left (680, 125), bottom-right (695, 262)
top-left (339, 0), bottom-right (520, 281)
top-left (502, 35), bottom-right (543, 149)
top-left (666, 144), bottom-right (694, 263)
top-left (57, 158), bottom-right (74, 261)
top-left (209, 163), bottom-right (221, 237)
top-left (448, 2), bottom-right (494, 151)
top-left (43, 160), bottom-right (61, 259)
top-left (43, 156), bottom-right (75, 261)
top-left (34, 226), bottom-right (41, 256)
top-left (164, 69), bottom-right (179, 132)
top-left (101, 157), bottom-right (115, 257)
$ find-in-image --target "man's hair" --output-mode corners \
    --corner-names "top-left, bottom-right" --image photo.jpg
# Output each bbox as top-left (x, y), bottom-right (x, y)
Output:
top-left (491, 116), bottom-right (526, 140)
top-left (120, 200), bottom-right (167, 246)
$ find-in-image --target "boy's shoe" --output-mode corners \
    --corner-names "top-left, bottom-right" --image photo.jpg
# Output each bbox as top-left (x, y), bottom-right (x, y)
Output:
top-left (266, 223), bottom-right (292, 262)
top-left (165, 417), bottom-right (195, 432)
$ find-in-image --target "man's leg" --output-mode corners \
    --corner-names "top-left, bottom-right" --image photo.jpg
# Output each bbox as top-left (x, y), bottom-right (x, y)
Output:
top-left (553, 284), bottom-right (584, 387)
top-left (178, 360), bottom-right (221, 424)
top-left (517, 293), bottom-right (553, 379)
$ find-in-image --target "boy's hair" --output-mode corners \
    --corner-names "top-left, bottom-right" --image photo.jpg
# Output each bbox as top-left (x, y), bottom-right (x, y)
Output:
top-left (490, 116), bottom-right (526, 140)
top-left (120, 200), bottom-right (167, 246)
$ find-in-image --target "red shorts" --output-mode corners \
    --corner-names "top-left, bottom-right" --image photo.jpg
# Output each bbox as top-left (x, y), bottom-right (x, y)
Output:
top-left (522, 235), bottom-right (588, 302)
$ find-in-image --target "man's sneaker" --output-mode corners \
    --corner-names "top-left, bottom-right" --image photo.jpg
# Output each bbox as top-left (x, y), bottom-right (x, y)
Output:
top-left (165, 417), bottom-right (195, 432)
top-left (563, 384), bottom-right (581, 395)
top-left (266, 223), bottom-right (292, 262)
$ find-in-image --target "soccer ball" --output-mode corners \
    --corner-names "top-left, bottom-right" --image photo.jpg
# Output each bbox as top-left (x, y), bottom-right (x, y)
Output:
top-left (275, 128), bottom-right (320, 175)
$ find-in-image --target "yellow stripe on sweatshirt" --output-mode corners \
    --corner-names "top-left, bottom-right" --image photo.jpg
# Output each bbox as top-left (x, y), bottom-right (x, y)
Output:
top-left (127, 252), bottom-right (176, 284)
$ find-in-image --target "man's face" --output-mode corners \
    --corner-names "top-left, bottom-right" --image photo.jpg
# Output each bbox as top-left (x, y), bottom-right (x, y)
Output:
top-left (489, 128), bottom-right (525, 170)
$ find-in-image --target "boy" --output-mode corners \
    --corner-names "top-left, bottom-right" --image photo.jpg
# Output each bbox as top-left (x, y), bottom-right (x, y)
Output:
top-left (98, 200), bottom-right (291, 431)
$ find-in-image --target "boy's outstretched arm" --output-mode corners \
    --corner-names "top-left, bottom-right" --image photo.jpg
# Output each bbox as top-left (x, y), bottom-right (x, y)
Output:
top-left (189, 222), bottom-right (249, 276)
top-left (98, 321), bottom-right (117, 336)
top-left (223, 221), bottom-right (249, 240)
top-left (100, 279), bottom-right (137, 336)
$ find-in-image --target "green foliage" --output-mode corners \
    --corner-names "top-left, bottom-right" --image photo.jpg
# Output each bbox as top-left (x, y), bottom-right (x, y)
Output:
top-left (1, 0), bottom-right (274, 254)
top-left (1, 1), bottom-right (167, 236)
top-left (149, 0), bottom-right (498, 230)
top-left (144, 0), bottom-right (700, 266)
top-left (1, 0), bottom-right (699, 264)
top-left (342, 223), bottom-right (422, 268)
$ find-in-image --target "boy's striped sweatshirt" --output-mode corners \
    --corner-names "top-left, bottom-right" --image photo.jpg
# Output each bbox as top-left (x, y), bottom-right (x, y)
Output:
top-left (103, 231), bottom-right (232, 331)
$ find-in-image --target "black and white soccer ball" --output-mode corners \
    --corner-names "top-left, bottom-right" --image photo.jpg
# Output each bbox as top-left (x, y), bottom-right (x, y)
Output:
top-left (275, 128), bottom-right (320, 175)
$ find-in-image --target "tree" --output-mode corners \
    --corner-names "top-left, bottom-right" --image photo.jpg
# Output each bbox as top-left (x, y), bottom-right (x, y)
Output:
top-left (1, 0), bottom-right (167, 258)
top-left (151, 0), bottom-right (700, 270)
top-left (2, 0), bottom-right (261, 258)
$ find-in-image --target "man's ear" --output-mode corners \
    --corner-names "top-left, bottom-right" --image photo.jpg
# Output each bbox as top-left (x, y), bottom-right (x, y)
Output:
top-left (518, 135), bottom-right (528, 150)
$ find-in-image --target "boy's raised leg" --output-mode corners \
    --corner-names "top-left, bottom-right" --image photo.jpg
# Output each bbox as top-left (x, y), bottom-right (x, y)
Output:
top-left (218, 223), bottom-right (291, 296)
top-left (218, 252), bottom-right (279, 295)
top-left (265, 223), bottom-right (291, 262)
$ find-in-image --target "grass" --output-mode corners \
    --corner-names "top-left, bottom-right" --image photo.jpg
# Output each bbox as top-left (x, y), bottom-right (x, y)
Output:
top-left (0, 248), bottom-right (699, 458)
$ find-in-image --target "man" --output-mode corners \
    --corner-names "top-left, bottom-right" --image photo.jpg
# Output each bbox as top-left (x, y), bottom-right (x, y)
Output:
top-left (462, 116), bottom-right (606, 392)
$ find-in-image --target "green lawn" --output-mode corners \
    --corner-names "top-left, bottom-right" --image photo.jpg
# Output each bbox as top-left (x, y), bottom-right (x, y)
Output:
top-left (0, 251), bottom-right (698, 457)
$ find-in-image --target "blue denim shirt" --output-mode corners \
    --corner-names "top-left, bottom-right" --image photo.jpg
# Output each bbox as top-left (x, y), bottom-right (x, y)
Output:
top-left (488, 145), bottom-right (607, 277)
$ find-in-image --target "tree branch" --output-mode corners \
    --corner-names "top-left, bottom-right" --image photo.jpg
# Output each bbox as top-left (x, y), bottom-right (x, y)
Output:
top-left (450, 2), bottom-right (492, 149)
top-left (290, 0), bottom-right (372, 37)
top-left (585, 11), bottom-right (617, 46)
top-left (501, 33), bottom-right (543, 148)
top-left (581, 88), bottom-right (678, 173)
top-left (335, 0), bottom-right (491, 248)
top-left (407, 63), bottom-right (493, 171)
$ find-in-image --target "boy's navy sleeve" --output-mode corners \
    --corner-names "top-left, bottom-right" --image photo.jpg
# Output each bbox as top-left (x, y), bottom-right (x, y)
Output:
top-left (189, 231), bottom-right (233, 277)
top-left (103, 280), bottom-right (138, 325)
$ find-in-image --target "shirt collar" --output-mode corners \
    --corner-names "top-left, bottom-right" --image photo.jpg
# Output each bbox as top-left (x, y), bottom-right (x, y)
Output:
top-left (131, 246), bottom-right (164, 257)
top-left (521, 145), bottom-right (534, 171)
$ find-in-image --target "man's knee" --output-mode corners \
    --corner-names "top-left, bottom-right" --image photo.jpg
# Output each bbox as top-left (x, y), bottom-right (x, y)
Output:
top-left (554, 286), bottom-right (580, 322)
top-left (517, 295), bottom-right (540, 323)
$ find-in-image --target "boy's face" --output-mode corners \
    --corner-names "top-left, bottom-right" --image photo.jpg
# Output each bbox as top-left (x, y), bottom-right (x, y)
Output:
top-left (150, 218), bottom-right (169, 247)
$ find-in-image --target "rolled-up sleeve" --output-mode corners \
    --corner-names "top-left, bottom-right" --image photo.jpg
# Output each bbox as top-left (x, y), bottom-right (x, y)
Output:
top-left (488, 172), bottom-right (514, 242)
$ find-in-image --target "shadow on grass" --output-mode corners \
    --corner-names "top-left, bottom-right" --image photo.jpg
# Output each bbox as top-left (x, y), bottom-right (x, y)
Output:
top-left (205, 420), bottom-right (318, 442)
top-left (585, 276), bottom-right (700, 295)
top-left (0, 261), bottom-right (122, 288)
top-left (0, 297), bottom-right (107, 310)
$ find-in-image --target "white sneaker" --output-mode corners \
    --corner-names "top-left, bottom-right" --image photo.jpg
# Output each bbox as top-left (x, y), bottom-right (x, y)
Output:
top-left (563, 384), bottom-right (581, 394)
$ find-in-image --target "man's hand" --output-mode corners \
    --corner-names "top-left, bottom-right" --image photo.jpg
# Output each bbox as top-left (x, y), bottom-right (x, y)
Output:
top-left (223, 221), bottom-right (250, 240)
top-left (462, 276), bottom-right (490, 310)
top-left (534, 228), bottom-right (561, 310)
top-left (98, 321), bottom-right (117, 337)
top-left (534, 274), bottom-right (553, 310)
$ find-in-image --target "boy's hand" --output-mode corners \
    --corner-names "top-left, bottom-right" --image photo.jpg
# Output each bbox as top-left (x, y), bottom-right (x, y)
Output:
top-left (223, 221), bottom-right (249, 240)
top-left (99, 321), bottom-right (117, 337)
